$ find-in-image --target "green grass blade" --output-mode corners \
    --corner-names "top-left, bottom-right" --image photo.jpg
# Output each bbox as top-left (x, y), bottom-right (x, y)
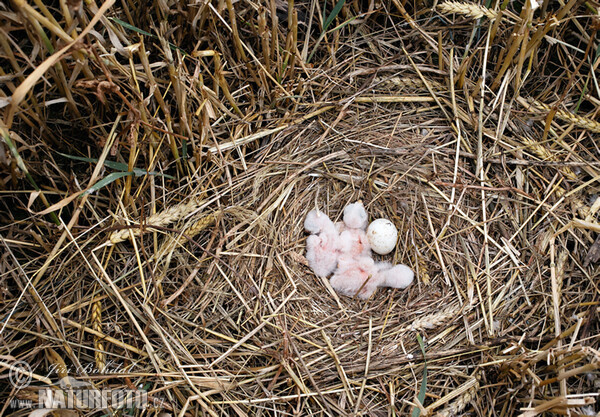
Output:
top-left (182, 139), bottom-right (188, 161)
top-left (411, 333), bottom-right (428, 417)
top-left (109, 17), bottom-right (188, 56)
top-left (323, 0), bottom-right (346, 31)
top-left (307, 15), bottom-right (358, 63)
top-left (307, 0), bottom-right (347, 63)
top-left (86, 171), bottom-right (133, 194)
top-left (108, 17), bottom-right (153, 37)
top-left (58, 152), bottom-right (174, 179)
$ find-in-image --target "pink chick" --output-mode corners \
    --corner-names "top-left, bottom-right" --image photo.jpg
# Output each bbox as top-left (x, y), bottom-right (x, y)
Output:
top-left (339, 228), bottom-right (371, 257)
top-left (304, 210), bottom-right (340, 277)
top-left (343, 201), bottom-right (369, 230)
top-left (337, 201), bottom-right (371, 257)
top-left (330, 255), bottom-right (384, 299)
top-left (305, 209), bottom-right (335, 235)
top-left (335, 221), bottom-right (346, 234)
top-left (376, 262), bottom-right (414, 289)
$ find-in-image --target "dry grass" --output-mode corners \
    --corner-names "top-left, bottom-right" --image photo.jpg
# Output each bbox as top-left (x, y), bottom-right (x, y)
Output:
top-left (1, 0), bottom-right (600, 415)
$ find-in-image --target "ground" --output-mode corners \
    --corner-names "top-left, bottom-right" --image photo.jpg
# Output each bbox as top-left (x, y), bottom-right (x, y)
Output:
top-left (1, 0), bottom-right (599, 415)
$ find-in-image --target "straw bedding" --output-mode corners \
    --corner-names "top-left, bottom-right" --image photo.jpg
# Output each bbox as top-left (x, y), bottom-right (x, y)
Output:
top-left (1, 0), bottom-right (599, 415)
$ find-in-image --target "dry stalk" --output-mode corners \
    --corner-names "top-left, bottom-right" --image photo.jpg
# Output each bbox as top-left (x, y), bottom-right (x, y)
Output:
top-left (3, 0), bottom-right (599, 414)
top-left (415, 247), bottom-right (431, 285)
top-left (434, 377), bottom-right (479, 417)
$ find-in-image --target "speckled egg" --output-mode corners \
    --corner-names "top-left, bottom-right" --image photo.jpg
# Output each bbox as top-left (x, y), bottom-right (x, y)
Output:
top-left (366, 219), bottom-right (398, 255)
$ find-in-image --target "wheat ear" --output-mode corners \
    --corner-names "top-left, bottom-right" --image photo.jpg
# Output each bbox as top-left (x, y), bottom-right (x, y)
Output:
top-left (435, 377), bottom-right (479, 417)
top-left (109, 197), bottom-right (205, 244)
top-left (416, 248), bottom-right (431, 285)
top-left (554, 186), bottom-right (590, 218)
top-left (178, 213), bottom-right (218, 243)
top-left (409, 305), bottom-right (461, 331)
top-left (92, 300), bottom-right (105, 372)
top-left (530, 99), bottom-right (600, 133)
top-left (157, 212), bottom-right (218, 258)
top-left (437, 1), bottom-right (497, 19)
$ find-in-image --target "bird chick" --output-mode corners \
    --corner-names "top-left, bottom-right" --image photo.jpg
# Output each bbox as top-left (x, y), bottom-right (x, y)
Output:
top-left (330, 255), bottom-right (383, 299)
top-left (330, 259), bottom-right (414, 299)
top-left (305, 210), bottom-right (340, 278)
top-left (305, 209), bottom-right (335, 235)
top-left (339, 228), bottom-right (371, 257)
top-left (335, 221), bottom-right (346, 234)
top-left (343, 201), bottom-right (369, 230)
top-left (306, 203), bottom-right (415, 298)
top-left (376, 262), bottom-right (414, 289)
top-left (337, 201), bottom-right (371, 257)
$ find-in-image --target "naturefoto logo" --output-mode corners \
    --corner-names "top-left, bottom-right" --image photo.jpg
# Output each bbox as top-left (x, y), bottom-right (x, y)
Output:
top-left (7, 360), bottom-right (157, 410)
top-left (9, 360), bottom-right (33, 389)
top-left (35, 378), bottom-right (148, 410)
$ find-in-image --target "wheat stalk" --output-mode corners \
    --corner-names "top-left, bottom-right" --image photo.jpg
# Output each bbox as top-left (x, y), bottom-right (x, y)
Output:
top-left (555, 250), bottom-right (568, 296)
top-left (409, 305), bottom-right (460, 331)
top-left (435, 377), bottom-right (479, 417)
top-left (178, 213), bottom-right (218, 243)
top-left (157, 212), bottom-right (218, 258)
top-left (530, 100), bottom-right (600, 133)
top-left (416, 249), bottom-right (431, 285)
top-left (554, 186), bottom-right (590, 218)
top-left (109, 197), bottom-right (205, 244)
top-left (92, 299), bottom-right (105, 373)
top-left (437, 1), bottom-right (497, 19)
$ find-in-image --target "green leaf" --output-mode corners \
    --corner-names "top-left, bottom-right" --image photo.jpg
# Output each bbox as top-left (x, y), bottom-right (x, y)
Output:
top-left (58, 152), bottom-right (174, 179)
top-left (109, 17), bottom-right (188, 56)
top-left (307, 15), bottom-right (358, 63)
top-left (307, 0), bottom-right (348, 63)
top-left (182, 139), bottom-right (188, 161)
top-left (323, 0), bottom-right (346, 31)
top-left (574, 79), bottom-right (588, 114)
top-left (411, 334), bottom-right (427, 417)
top-left (108, 17), bottom-right (153, 37)
top-left (59, 152), bottom-right (128, 170)
top-left (86, 171), bottom-right (133, 194)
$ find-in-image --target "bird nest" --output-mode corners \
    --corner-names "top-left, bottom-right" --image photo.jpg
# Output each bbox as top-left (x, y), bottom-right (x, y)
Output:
top-left (1, 0), bottom-right (599, 415)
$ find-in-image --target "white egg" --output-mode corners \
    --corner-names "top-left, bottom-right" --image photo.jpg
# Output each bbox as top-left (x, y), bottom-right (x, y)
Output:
top-left (366, 219), bottom-right (398, 255)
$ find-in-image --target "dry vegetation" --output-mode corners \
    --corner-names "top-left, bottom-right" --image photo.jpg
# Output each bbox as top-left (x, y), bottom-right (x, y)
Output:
top-left (1, 0), bottom-right (600, 415)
